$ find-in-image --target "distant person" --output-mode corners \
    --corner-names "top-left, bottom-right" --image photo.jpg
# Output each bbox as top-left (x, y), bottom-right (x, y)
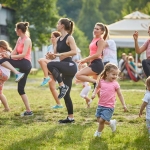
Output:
top-left (133, 26), bottom-right (150, 77)
top-left (0, 22), bottom-right (33, 116)
top-left (139, 76), bottom-right (150, 139)
top-left (92, 63), bottom-right (127, 137)
top-left (0, 40), bottom-right (11, 112)
top-left (72, 47), bottom-right (81, 63)
top-left (102, 39), bottom-right (118, 66)
top-left (38, 31), bottom-right (63, 109)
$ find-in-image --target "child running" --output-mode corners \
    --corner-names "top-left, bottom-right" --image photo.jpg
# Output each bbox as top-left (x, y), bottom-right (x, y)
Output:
top-left (75, 63), bottom-right (92, 108)
top-left (139, 76), bottom-right (150, 139)
top-left (0, 40), bottom-right (11, 112)
top-left (92, 63), bottom-right (128, 137)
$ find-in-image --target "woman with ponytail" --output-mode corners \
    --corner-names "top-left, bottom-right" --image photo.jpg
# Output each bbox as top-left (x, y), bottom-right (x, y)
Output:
top-left (47, 18), bottom-right (77, 123)
top-left (0, 22), bottom-right (33, 116)
top-left (76, 23), bottom-right (108, 99)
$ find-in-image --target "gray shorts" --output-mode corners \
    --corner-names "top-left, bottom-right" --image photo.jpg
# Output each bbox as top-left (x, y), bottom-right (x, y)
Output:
top-left (95, 105), bottom-right (114, 121)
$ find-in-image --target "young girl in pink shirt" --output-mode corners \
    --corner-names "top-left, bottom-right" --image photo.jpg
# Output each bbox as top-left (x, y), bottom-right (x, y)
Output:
top-left (92, 63), bottom-right (128, 137)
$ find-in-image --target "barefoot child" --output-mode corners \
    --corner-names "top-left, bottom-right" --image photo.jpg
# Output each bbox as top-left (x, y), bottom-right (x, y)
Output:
top-left (0, 40), bottom-right (11, 111)
top-left (139, 76), bottom-right (150, 139)
top-left (92, 63), bottom-right (128, 137)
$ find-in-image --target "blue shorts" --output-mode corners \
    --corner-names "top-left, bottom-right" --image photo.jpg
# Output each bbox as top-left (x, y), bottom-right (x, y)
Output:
top-left (95, 106), bottom-right (114, 121)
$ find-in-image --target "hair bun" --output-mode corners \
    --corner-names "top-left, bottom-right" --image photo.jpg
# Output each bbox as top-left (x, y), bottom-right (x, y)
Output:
top-left (24, 22), bottom-right (29, 27)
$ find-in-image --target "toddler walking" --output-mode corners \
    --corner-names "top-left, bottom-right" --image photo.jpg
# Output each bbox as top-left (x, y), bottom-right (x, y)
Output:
top-left (92, 63), bottom-right (127, 137)
top-left (139, 76), bottom-right (150, 139)
top-left (75, 63), bottom-right (92, 108)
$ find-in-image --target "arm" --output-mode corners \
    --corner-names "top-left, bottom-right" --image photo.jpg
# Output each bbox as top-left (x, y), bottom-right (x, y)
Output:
top-left (139, 101), bottom-right (147, 117)
top-left (133, 31), bottom-right (147, 54)
top-left (91, 80), bottom-right (100, 99)
top-left (79, 40), bottom-right (105, 64)
top-left (116, 88), bottom-right (128, 112)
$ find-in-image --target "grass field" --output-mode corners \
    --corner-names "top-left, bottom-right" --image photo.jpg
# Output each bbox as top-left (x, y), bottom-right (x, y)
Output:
top-left (0, 71), bottom-right (149, 150)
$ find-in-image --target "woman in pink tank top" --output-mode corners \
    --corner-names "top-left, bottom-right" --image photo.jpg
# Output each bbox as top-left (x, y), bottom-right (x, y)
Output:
top-left (0, 22), bottom-right (33, 116)
top-left (76, 22), bottom-right (108, 91)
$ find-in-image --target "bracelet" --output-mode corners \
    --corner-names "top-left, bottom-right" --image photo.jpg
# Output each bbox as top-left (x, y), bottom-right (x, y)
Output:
top-left (10, 55), bottom-right (11, 59)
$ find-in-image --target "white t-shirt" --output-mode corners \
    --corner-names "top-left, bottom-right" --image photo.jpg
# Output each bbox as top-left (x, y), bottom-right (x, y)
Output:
top-left (142, 90), bottom-right (150, 120)
top-left (47, 45), bottom-right (59, 61)
top-left (0, 65), bottom-right (10, 77)
top-left (102, 40), bottom-right (118, 66)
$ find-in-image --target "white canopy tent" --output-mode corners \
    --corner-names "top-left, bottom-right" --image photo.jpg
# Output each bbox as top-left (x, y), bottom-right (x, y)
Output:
top-left (108, 11), bottom-right (150, 48)
top-left (108, 11), bottom-right (150, 77)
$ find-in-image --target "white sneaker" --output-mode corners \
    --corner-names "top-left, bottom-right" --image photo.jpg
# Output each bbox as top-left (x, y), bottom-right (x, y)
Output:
top-left (94, 131), bottom-right (101, 137)
top-left (110, 119), bottom-right (117, 132)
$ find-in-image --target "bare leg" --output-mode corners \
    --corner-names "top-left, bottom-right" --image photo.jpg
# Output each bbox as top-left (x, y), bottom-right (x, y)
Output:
top-left (38, 58), bottom-right (50, 78)
top-left (49, 75), bottom-right (61, 105)
top-left (0, 94), bottom-right (10, 111)
top-left (1, 61), bottom-right (19, 74)
top-left (84, 96), bottom-right (92, 108)
top-left (20, 94), bottom-right (31, 112)
top-left (76, 67), bottom-right (97, 83)
top-left (98, 118), bottom-right (105, 132)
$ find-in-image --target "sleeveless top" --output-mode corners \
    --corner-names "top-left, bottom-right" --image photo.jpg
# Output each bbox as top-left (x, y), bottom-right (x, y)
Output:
top-left (15, 36), bottom-right (31, 61)
top-left (89, 38), bottom-right (101, 59)
top-left (57, 34), bottom-right (71, 53)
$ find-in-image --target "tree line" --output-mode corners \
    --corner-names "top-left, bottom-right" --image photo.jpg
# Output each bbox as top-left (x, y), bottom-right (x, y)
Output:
top-left (1, 0), bottom-right (150, 57)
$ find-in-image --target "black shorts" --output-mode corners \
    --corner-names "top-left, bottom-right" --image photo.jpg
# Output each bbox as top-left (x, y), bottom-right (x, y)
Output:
top-left (89, 59), bottom-right (104, 75)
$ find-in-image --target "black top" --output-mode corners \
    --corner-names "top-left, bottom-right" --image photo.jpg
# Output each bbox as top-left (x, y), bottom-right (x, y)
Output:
top-left (57, 34), bottom-right (71, 53)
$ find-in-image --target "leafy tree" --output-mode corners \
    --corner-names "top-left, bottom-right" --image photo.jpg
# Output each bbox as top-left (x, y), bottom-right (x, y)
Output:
top-left (57, 0), bottom-right (82, 22)
top-left (77, 0), bottom-right (105, 40)
top-left (1, 0), bottom-right (59, 48)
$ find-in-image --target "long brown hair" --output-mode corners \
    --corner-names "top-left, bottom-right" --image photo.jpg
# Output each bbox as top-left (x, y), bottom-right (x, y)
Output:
top-left (96, 22), bottom-right (108, 40)
top-left (59, 18), bottom-right (74, 35)
top-left (0, 40), bottom-right (12, 52)
top-left (16, 22), bottom-right (30, 37)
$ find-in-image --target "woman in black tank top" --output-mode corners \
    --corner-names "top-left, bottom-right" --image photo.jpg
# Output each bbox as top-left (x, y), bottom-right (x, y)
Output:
top-left (47, 18), bottom-right (77, 123)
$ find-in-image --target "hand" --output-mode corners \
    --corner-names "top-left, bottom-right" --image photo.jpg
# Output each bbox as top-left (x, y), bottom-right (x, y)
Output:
top-left (77, 58), bottom-right (88, 65)
top-left (46, 52), bottom-right (56, 60)
top-left (133, 31), bottom-right (138, 41)
top-left (123, 106), bottom-right (128, 112)
top-left (139, 111), bottom-right (142, 117)
top-left (1, 52), bottom-right (10, 59)
top-left (91, 93), bottom-right (96, 100)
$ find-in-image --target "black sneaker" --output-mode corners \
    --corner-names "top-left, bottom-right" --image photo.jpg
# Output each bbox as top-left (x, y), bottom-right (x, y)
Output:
top-left (20, 111), bottom-right (33, 117)
top-left (59, 117), bottom-right (75, 124)
top-left (58, 85), bottom-right (69, 99)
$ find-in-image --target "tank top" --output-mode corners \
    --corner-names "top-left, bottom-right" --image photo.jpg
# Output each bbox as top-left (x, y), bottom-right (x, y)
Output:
top-left (89, 38), bottom-right (101, 59)
top-left (15, 36), bottom-right (31, 61)
top-left (57, 34), bottom-right (71, 53)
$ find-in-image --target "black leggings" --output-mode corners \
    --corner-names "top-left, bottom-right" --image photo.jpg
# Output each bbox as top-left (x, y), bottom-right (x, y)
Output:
top-left (47, 58), bottom-right (77, 114)
top-left (142, 59), bottom-right (150, 77)
top-left (0, 58), bottom-right (32, 95)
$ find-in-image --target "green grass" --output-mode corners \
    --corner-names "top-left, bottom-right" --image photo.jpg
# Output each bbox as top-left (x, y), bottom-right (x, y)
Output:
top-left (0, 73), bottom-right (149, 150)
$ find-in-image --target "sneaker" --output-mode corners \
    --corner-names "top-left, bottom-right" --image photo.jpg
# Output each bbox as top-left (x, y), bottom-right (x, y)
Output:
top-left (59, 117), bottom-right (75, 124)
top-left (94, 131), bottom-right (101, 137)
top-left (58, 85), bottom-right (69, 99)
top-left (52, 105), bottom-right (63, 109)
top-left (20, 111), bottom-right (33, 117)
top-left (40, 77), bottom-right (50, 86)
top-left (15, 73), bottom-right (25, 82)
top-left (110, 119), bottom-right (117, 132)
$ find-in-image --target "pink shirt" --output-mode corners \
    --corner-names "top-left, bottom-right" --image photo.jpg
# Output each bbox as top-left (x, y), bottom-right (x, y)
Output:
top-left (143, 39), bottom-right (150, 58)
top-left (98, 79), bottom-right (120, 108)
top-left (89, 38), bottom-right (101, 59)
top-left (15, 36), bottom-right (31, 61)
